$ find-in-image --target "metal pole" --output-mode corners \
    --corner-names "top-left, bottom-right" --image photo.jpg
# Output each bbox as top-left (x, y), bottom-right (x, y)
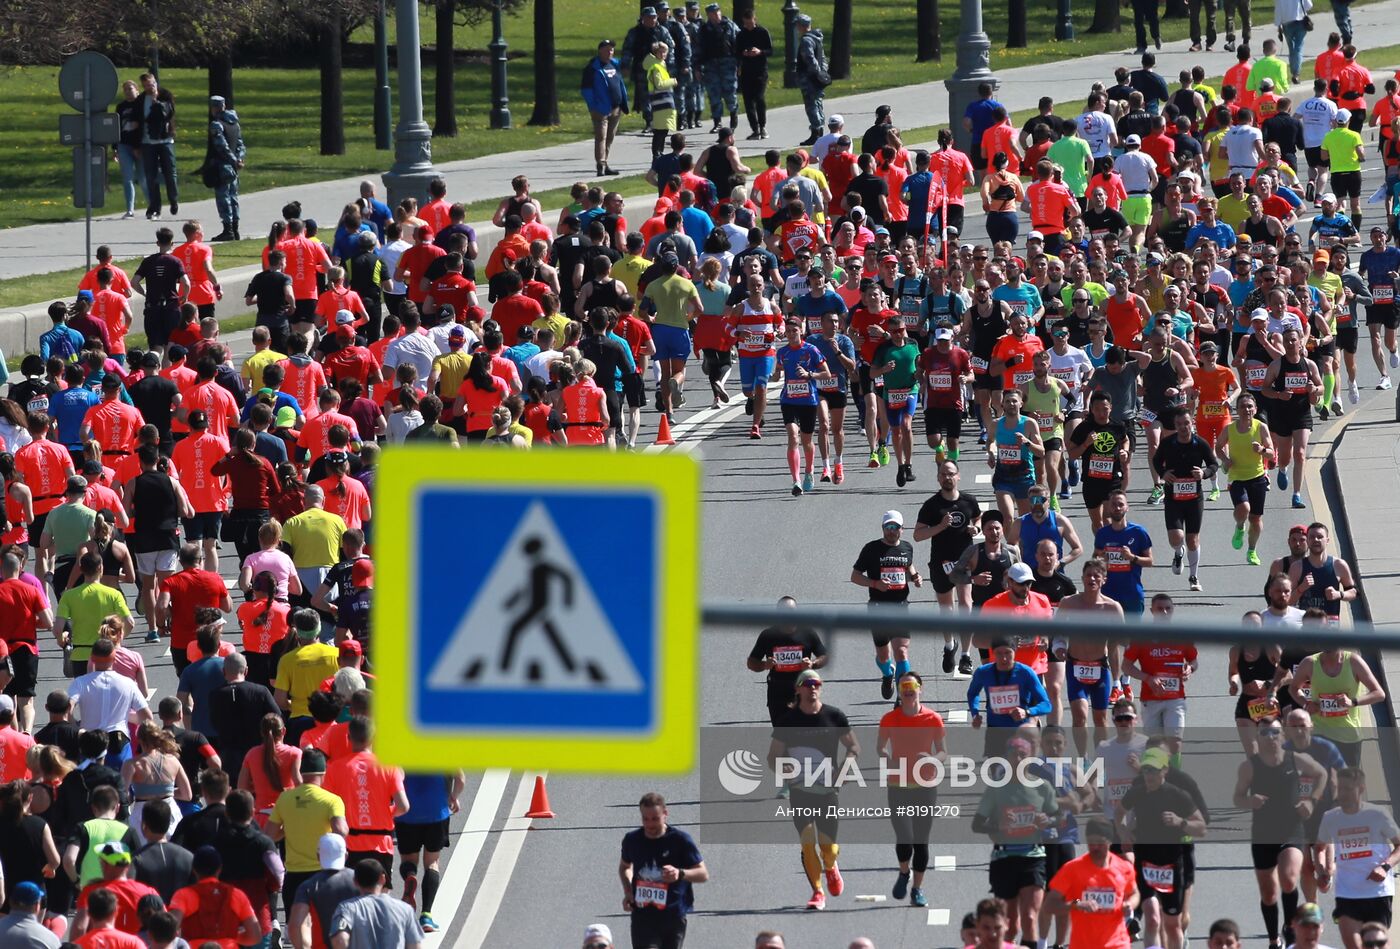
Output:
top-left (781, 0), bottom-right (799, 89)
top-left (944, 0), bottom-right (997, 157)
top-left (489, 1), bottom-right (512, 129)
top-left (83, 63), bottom-right (92, 270)
top-left (374, 0), bottom-right (392, 150)
top-left (382, 0), bottom-right (442, 209)
top-left (1056, 0), bottom-right (1076, 40)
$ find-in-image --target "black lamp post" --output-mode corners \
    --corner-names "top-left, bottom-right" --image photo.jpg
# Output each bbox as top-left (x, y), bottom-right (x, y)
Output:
top-left (944, 0), bottom-right (998, 156)
top-left (781, 0), bottom-right (799, 88)
top-left (373, 0), bottom-right (392, 149)
top-left (489, 0), bottom-right (512, 129)
top-left (1056, 0), bottom-right (1075, 40)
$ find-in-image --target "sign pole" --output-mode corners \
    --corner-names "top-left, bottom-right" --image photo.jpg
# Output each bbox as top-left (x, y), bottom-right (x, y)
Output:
top-left (83, 62), bottom-right (92, 269)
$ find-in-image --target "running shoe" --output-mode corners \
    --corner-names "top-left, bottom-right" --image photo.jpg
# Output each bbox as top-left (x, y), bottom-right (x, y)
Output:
top-left (878, 444), bottom-right (890, 466)
top-left (1232, 525), bottom-right (1245, 549)
top-left (1306, 180), bottom-right (1316, 202)
top-left (1172, 550), bottom-right (1183, 575)
top-left (670, 377), bottom-right (686, 407)
top-left (833, 463), bottom-right (844, 484)
top-left (910, 887), bottom-right (928, 907)
top-left (1331, 399), bottom-right (1343, 417)
top-left (1109, 685), bottom-right (1124, 704)
top-left (1067, 459), bottom-right (1080, 486)
top-left (806, 890), bottom-right (826, 911)
top-left (881, 674), bottom-right (895, 699)
top-left (1059, 484), bottom-right (1072, 500)
top-left (1247, 549), bottom-right (1261, 565)
top-left (1318, 404), bottom-right (1329, 421)
top-left (820, 468), bottom-right (832, 483)
top-left (1277, 468), bottom-right (1288, 491)
top-left (958, 654), bottom-right (974, 676)
top-left (1223, 39), bottom-right (1235, 50)
top-left (825, 865), bottom-right (844, 897)
top-left (1350, 383), bottom-right (1361, 404)
top-left (942, 643), bottom-right (956, 674)
top-left (869, 452), bottom-right (880, 469)
top-left (905, 464), bottom-right (917, 482)
top-left (802, 473), bottom-right (814, 493)
top-left (1208, 486), bottom-right (1221, 502)
top-left (896, 465), bottom-right (907, 487)
top-left (792, 482), bottom-right (803, 497)
top-left (419, 913), bottom-right (440, 934)
top-left (1189, 576), bottom-right (1202, 592)
top-left (1292, 492), bottom-right (1306, 509)
top-left (1049, 496), bottom-right (1060, 512)
top-left (745, 395), bottom-right (754, 416)
top-left (1380, 376), bottom-right (1393, 391)
top-left (1147, 484), bottom-right (1164, 504)
top-left (713, 382), bottom-right (730, 404)
top-left (893, 871), bottom-right (910, 900)
top-left (145, 631), bottom-right (160, 643)
top-left (750, 425), bottom-right (762, 440)
top-left (1121, 682), bottom-right (1134, 702)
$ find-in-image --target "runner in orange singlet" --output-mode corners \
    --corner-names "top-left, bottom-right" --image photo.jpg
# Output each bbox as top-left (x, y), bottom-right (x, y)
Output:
top-left (1189, 341), bottom-right (1239, 501)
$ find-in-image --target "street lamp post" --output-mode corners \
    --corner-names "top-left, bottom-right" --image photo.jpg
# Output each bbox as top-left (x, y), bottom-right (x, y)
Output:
top-left (382, 0), bottom-right (442, 208)
top-left (373, 0), bottom-right (392, 150)
top-left (489, 0), bottom-right (512, 129)
top-left (944, 0), bottom-right (998, 156)
top-left (781, 0), bottom-right (799, 88)
top-left (1056, 0), bottom-right (1075, 40)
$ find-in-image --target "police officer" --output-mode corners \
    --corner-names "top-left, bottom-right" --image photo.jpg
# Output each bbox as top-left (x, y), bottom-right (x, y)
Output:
top-left (200, 96), bottom-right (245, 243)
top-left (795, 14), bottom-right (831, 146)
top-left (657, 2), bottom-right (694, 132)
top-left (697, 2), bottom-right (740, 133)
top-left (681, 2), bottom-right (705, 128)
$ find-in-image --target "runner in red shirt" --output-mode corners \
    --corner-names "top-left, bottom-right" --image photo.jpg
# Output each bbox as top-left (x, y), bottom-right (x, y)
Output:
top-left (989, 316), bottom-right (1045, 391)
top-left (982, 114), bottom-right (1021, 176)
top-left (322, 718), bottom-right (408, 872)
top-left (982, 563), bottom-right (1053, 673)
top-left (821, 138), bottom-right (859, 211)
top-left (279, 220), bottom-right (331, 327)
top-left (0, 698), bottom-right (34, 781)
top-left (158, 545), bottom-right (232, 674)
top-left (75, 862), bottom-right (160, 937)
top-left (15, 414), bottom-right (75, 525)
top-left (1315, 36), bottom-right (1345, 85)
top-left (316, 453), bottom-right (372, 530)
top-left (1026, 163), bottom-right (1081, 249)
top-left (90, 269), bottom-right (134, 363)
top-left (1046, 819), bottom-right (1140, 949)
top-left (422, 255), bottom-right (478, 319)
top-left (168, 848), bottom-right (262, 949)
top-left (393, 226), bottom-right (446, 305)
top-left (173, 221), bottom-right (221, 319)
top-left (80, 376), bottom-right (143, 464)
top-left (322, 331), bottom-right (383, 392)
top-left (171, 410), bottom-right (231, 568)
top-left (420, 179), bottom-right (452, 234)
top-left (180, 364), bottom-right (240, 441)
top-left (487, 273), bottom-right (545, 340)
top-left (298, 390), bottom-right (361, 465)
top-left (929, 132), bottom-right (975, 236)
top-left (918, 328), bottom-right (973, 458)
top-left (1123, 638), bottom-right (1198, 760)
top-left (777, 201), bottom-right (822, 264)
top-left (314, 272), bottom-right (368, 331)
top-left (79, 249), bottom-right (133, 297)
top-left (1225, 54), bottom-right (1255, 110)
top-left (560, 371), bottom-right (610, 446)
top-left (876, 671), bottom-right (947, 908)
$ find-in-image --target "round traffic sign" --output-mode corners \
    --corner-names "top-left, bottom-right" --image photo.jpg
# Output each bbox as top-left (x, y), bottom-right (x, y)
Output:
top-left (58, 51), bottom-right (119, 114)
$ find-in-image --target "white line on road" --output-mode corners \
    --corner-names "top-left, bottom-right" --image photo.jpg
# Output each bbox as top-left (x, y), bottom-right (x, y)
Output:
top-left (458, 771), bottom-right (539, 949)
top-left (934, 855), bottom-right (957, 871)
top-left (927, 908), bottom-right (951, 926)
top-left (424, 768), bottom-right (511, 945)
top-left (944, 709), bottom-right (969, 723)
top-left (974, 474), bottom-right (992, 484)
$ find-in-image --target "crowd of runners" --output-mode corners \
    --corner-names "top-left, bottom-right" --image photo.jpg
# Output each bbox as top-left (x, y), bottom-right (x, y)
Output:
top-left (4, 17), bottom-right (1400, 949)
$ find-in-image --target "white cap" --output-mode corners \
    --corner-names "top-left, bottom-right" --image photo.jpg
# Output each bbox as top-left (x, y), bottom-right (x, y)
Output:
top-left (1123, 133), bottom-right (1142, 146)
top-left (881, 509), bottom-right (904, 528)
top-left (828, 114), bottom-right (844, 127)
top-left (583, 924), bottom-right (614, 946)
top-left (1007, 562), bottom-right (1035, 584)
top-left (1027, 230), bottom-right (1045, 241)
top-left (1250, 307), bottom-right (1269, 323)
top-left (934, 327), bottom-right (954, 341)
top-left (335, 308), bottom-right (356, 325)
top-left (317, 832), bottom-right (347, 869)
top-left (1320, 191), bottom-right (1338, 204)
top-left (0, 694), bottom-right (11, 715)
top-left (1336, 109), bottom-right (1351, 124)
top-left (1177, 169), bottom-right (1198, 182)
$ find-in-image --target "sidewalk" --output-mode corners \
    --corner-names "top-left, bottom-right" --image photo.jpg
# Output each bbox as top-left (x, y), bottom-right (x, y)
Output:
top-left (6, 0), bottom-right (1399, 285)
top-left (1333, 389), bottom-right (1400, 638)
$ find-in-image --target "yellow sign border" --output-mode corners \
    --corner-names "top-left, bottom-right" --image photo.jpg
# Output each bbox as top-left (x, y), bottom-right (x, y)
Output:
top-left (372, 447), bottom-right (700, 774)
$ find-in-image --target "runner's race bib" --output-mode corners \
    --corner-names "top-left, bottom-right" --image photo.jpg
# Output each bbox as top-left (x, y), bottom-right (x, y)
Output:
top-left (988, 684), bottom-right (1020, 713)
top-left (1013, 370), bottom-right (1035, 386)
top-left (785, 380), bottom-right (811, 398)
top-left (1285, 373), bottom-right (1309, 394)
top-left (1002, 804), bottom-right (1038, 836)
top-left (1034, 412), bottom-right (1055, 432)
top-left (881, 567), bottom-right (907, 589)
top-left (1246, 365), bottom-right (1267, 386)
top-left (1139, 408), bottom-right (1157, 425)
top-left (1083, 888), bottom-right (1118, 911)
top-left (1317, 693), bottom-right (1349, 716)
top-left (1108, 779), bottom-right (1132, 802)
top-left (772, 646), bottom-right (805, 671)
top-left (634, 881), bottom-right (669, 909)
top-left (1104, 546), bottom-right (1132, 571)
top-left (1171, 480), bottom-right (1199, 500)
top-left (816, 376), bottom-right (840, 391)
top-left (998, 444), bottom-right (1023, 464)
top-left (1374, 285), bottom-right (1395, 303)
top-left (1073, 662), bottom-right (1103, 682)
top-left (1088, 457), bottom-right (1115, 478)
top-left (1247, 698), bottom-right (1279, 721)
top-left (1156, 675), bottom-right (1181, 695)
top-left (971, 357), bottom-right (989, 373)
top-left (1203, 401), bottom-right (1228, 417)
top-left (1141, 863), bottom-right (1176, 893)
top-left (886, 387), bottom-right (912, 405)
top-left (929, 372), bottom-right (954, 391)
top-left (742, 331), bottom-right (768, 351)
top-left (1338, 832), bottom-right (1372, 861)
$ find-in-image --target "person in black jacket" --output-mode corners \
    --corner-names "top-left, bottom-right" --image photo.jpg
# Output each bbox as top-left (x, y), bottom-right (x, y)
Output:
top-left (736, 8), bottom-right (773, 140)
top-left (115, 79), bottom-right (147, 218)
top-left (621, 8), bottom-right (670, 133)
top-left (136, 73), bottom-right (178, 220)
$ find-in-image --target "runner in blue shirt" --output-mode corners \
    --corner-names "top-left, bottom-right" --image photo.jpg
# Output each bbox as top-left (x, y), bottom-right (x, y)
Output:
top-left (1358, 228), bottom-right (1400, 388)
top-left (901, 150), bottom-right (940, 242)
top-left (778, 317), bottom-right (831, 496)
top-left (792, 269), bottom-right (847, 337)
top-left (396, 770), bottom-right (466, 933)
top-left (50, 364), bottom-right (100, 454)
top-left (807, 313), bottom-right (857, 485)
top-left (1092, 489), bottom-right (1154, 614)
top-left (1308, 196), bottom-right (1359, 251)
top-left (1184, 200), bottom-right (1236, 252)
top-left (991, 263), bottom-right (1045, 326)
top-left (967, 637), bottom-right (1053, 757)
top-left (39, 302), bottom-right (84, 363)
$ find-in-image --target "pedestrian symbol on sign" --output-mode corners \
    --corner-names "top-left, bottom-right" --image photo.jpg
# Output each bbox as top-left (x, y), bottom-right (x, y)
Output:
top-left (427, 501), bottom-right (644, 692)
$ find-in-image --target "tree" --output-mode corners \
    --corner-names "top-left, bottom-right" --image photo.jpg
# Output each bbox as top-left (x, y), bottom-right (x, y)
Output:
top-left (319, 9), bottom-right (345, 154)
top-left (527, 0), bottom-right (558, 126)
top-left (1087, 0), bottom-right (1121, 33)
top-left (1007, 0), bottom-right (1027, 47)
top-left (434, 0), bottom-right (458, 137)
top-left (916, 0), bottom-right (940, 62)
top-left (829, 0), bottom-right (852, 81)
top-left (209, 53), bottom-right (234, 106)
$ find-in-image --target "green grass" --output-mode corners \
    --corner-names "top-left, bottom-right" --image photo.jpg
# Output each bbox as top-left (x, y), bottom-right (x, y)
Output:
top-left (0, 0), bottom-right (1355, 230)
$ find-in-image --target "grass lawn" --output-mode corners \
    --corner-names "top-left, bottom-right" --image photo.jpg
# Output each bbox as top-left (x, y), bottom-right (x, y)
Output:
top-left (0, 0), bottom-right (1354, 231)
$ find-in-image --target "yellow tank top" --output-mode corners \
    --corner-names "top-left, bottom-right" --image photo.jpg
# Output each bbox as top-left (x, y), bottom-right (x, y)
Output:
top-left (1023, 378), bottom-right (1065, 443)
top-left (1226, 418), bottom-right (1267, 482)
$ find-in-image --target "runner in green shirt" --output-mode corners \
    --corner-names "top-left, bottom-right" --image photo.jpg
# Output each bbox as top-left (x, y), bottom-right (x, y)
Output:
top-left (871, 318), bottom-right (923, 487)
top-left (57, 553), bottom-right (133, 671)
top-left (1046, 120), bottom-right (1094, 202)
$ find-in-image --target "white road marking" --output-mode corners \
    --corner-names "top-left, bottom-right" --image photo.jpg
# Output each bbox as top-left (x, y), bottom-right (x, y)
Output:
top-left (944, 709), bottom-right (969, 723)
top-left (934, 855), bottom-right (957, 871)
top-left (458, 772), bottom-right (539, 949)
top-left (974, 474), bottom-right (992, 484)
top-left (927, 908), bottom-right (952, 926)
top-left (423, 768), bottom-right (511, 945)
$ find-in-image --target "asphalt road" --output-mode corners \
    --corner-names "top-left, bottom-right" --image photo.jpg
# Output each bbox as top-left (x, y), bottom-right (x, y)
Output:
top-left (47, 181), bottom-right (1400, 949)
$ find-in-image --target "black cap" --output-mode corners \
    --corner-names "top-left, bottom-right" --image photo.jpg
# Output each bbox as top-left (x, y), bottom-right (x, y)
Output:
top-left (167, 344), bottom-right (188, 361)
top-left (101, 373), bottom-right (121, 390)
top-left (141, 351), bottom-right (161, 369)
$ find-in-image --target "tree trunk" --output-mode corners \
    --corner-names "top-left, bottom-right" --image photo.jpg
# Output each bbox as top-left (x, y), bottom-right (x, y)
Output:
top-left (1163, 0), bottom-right (1188, 16)
top-left (318, 12), bottom-right (344, 155)
top-left (732, 0), bottom-right (755, 21)
top-left (916, 0), bottom-right (941, 61)
top-left (208, 53), bottom-right (233, 107)
top-left (829, 0), bottom-right (852, 80)
top-left (1007, 0), bottom-right (1028, 47)
top-left (528, 0), bottom-right (559, 126)
top-left (433, 1), bottom-right (458, 137)
top-left (1088, 0), bottom-right (1121, 33)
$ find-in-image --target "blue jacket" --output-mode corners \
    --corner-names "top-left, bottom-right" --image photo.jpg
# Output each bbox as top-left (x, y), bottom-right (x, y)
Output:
top-left (582, 56), bottom-right (630, 116)
top-left (967, 661), bottom-right (1052, 727)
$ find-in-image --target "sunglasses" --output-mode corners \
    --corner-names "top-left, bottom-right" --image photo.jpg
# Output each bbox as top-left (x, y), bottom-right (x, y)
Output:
top-left (1259, 728), bottom-right (1283, 737)
top-left (1140, 765), bottom-right (1163, 774)
top-left (800, 680), bottom-right (823, 688)
top-left (1114, 715), bottom-right (1136, 722)
top-left (1363, 941), bottom-right (1389, 948)
top-left (587, 944), bottom-right (611, 949)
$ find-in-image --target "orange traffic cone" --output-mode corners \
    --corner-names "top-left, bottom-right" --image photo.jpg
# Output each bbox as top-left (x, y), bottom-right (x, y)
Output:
top-left (524, 775), bottom-right (555, 819)
top-left (654, 412), bottom-right (677, 446)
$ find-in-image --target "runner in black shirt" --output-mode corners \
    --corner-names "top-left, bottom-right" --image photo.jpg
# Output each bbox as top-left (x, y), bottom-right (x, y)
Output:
top-left (913, 460), bottom-right (982, 673)
top-left (747, 596), bottom-right (829, 724)
top-left (133, 227), bottom-right (190, 351)
top-left (244, 252), bottom-right (295, 354)
top-left (846, 155), bottom-right (890, 225)
top-left (852, 510), bottom-right (922, 699)
top-left (1151, 408), bottom-right (1219, 590)
top-left (1067, 391), bottom-right (1132, 532)
top-left (128, 352), bottom-right (181, 453)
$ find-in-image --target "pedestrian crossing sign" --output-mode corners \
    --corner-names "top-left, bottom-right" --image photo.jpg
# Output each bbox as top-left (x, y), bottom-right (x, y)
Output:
top-left (373, 447), bottom-right (701, 774)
